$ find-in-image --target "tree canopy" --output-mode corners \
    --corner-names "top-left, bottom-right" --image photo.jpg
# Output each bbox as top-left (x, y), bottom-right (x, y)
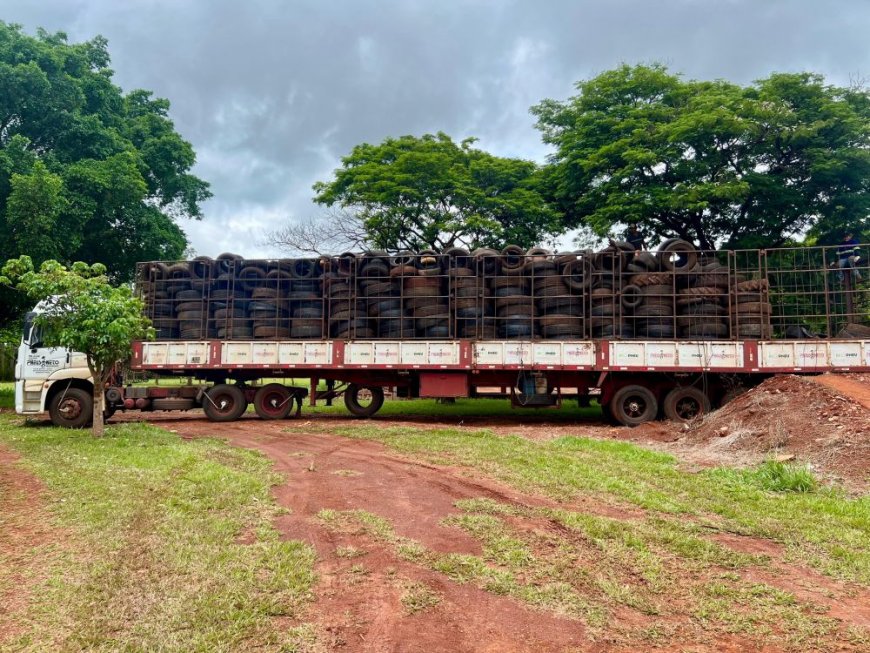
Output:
top-left (1, 255), bottom-right (152, 436)
top-left (0, 22), bottom-right (210, 323)
top-left (532, 64), bottom-right (870, 250)
top-left (312, 132), bottom-right (560, 251)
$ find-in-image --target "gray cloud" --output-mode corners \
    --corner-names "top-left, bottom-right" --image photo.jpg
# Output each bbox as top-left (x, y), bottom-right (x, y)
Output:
top-left (2, 0), bottom-right (869, 256)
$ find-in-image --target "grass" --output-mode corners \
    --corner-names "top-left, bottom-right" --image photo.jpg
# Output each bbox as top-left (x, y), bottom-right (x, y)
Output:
top-left (305, 395), bottom-right (603, 421)
top-left (327, 425), bottom-right (870, 586)
top-left (399, 580), bottom-right (441, 615)
top-left (0, 412), bottom-right (317, 652)
top-left (0, 381), bottom-right (13, 409)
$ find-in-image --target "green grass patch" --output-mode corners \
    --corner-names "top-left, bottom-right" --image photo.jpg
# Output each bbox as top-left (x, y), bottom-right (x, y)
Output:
top-left (719, 459), bottom-right (819, 493)
top-left (307, 396), bottom-right (603, 421)
top-left (331, 425), bottom-right (870, 585)
top-left (399, 580), bottom-right (441, 615)
top-left (0, 413), bottom-right (317, 651)
top-left (0, 381), bottom-right (13, 409)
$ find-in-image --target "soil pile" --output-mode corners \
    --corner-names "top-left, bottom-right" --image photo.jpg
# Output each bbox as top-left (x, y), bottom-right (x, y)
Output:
top-left (680, 374), bottom-right (870, 489)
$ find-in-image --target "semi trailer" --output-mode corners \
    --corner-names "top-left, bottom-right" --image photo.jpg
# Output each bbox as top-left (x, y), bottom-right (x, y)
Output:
top-left (14, 241), bottom-right (870, 428)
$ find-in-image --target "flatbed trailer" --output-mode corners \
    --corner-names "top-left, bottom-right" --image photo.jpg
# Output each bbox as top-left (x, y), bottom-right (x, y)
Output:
top-left (17, 242), bottom-right (870, 427)
top-left (124, 336), bottom-right (870, 425)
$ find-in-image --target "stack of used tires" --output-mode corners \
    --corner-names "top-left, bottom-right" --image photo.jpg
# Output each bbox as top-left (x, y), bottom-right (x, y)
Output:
top-left (325, 256), bottom-right (370, 339)
top-left (137, 238), bottom-right (786, 342)
top-left (676, 256), bottom-right (730, 339)
top-left (402, 250), bottom-right (448, 338)
top-left (535, 252), bottom-right (587, 340)
top-left (731, 278), bottom-right (771, 339)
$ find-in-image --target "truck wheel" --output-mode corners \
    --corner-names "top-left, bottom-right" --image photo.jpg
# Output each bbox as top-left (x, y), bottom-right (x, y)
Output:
top-left (203, 384), bottom-right (247, 422)
top-left (344, 384), bottom-right (384, 418)
top-left (609, 385), bottom-right (658, 427)
top-left (49, 387), bottom-right (92, 428)
top-left (253, 384), bottom-right (293, 420)
top-left (663, 387), bottom-right (711, 422)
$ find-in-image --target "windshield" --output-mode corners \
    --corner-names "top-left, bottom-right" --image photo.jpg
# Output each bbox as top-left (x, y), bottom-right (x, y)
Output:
top-left (21, 312), bottom-right (43, 347)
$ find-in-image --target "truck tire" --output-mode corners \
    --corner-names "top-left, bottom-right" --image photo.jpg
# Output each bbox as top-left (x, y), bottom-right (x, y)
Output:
top-left (254, 384), bottom-right (294, 419)
top-left (203, 384), bottom-right (247, 422)
top-left (663, 387), bottom-right (711, 422)
top-left (49, 387), bottom-right (92, 428)
top-left (609, 385), bottom-right (658, 427)
top-left (344, 384), bottom-right (385, 418)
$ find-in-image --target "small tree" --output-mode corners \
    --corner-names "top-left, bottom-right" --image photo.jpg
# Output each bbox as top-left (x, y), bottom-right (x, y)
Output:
top-left (1, 256), bottom-right (152, 436)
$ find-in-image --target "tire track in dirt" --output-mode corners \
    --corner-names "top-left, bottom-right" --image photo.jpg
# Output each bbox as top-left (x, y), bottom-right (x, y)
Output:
top-left (160, 417), bottom-right (596, 652)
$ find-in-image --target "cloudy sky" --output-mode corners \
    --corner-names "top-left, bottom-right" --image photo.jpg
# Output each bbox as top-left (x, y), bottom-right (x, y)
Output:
top-left (2, 0), bottom-right (868, 257)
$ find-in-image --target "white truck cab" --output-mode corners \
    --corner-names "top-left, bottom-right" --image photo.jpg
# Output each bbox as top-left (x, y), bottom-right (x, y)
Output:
top-left (15, 305), bottom-right (94, 426)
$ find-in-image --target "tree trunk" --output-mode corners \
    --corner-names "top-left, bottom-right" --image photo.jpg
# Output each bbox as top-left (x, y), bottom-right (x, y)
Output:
top-left (92, 373), bottom-right (105, 438)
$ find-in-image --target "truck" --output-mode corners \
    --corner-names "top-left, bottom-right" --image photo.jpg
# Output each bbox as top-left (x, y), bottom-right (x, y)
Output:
top-left (14, 242), bottom-right (870, 428)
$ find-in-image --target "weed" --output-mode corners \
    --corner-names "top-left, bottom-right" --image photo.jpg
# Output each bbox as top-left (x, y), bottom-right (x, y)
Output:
top-left (400, 581), bottom-right (441, 614)
top-left (335, 545), bottom-right (367, 559)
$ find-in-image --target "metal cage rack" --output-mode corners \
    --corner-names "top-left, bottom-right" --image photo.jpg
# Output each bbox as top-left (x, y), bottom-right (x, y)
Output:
top-left (134, 243), bottom-right (870, 342)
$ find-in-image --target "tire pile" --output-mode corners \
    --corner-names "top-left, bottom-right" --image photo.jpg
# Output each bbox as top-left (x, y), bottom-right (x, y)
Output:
top-left (138, 240), bottom-right (772, 341)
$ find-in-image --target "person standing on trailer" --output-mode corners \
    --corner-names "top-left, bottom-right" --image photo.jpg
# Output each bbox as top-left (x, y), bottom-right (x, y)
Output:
top-left (836, 233), bottom-right (862, 281)
top-left (626, 224), bottom-right (647, 252)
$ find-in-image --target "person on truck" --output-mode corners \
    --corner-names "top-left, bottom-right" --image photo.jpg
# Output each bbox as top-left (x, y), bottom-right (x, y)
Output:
top-left (836, 233), bottom-right (862, 281)
top-left (626, 224), bottom-right (646, 252)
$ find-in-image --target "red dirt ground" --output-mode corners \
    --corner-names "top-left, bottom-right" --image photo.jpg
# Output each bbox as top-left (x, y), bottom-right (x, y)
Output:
top-left (0, 446), bottom-right (60, 645)
top-left (134, 405), bottom-right (869, 652)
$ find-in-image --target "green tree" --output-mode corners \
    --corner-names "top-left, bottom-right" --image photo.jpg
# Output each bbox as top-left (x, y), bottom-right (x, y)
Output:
top-left (311, 132), bottom-right (560, 251)
top-left (532, 64), bottom-right (870, 250)
top-left (1, 255), bottom-right (152, 436)
top-left (0, 22), bottom-right (209, 323)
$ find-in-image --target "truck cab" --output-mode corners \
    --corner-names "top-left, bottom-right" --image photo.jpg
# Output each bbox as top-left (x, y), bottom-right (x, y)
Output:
top-left (15, 305), bottom-right (94, 426)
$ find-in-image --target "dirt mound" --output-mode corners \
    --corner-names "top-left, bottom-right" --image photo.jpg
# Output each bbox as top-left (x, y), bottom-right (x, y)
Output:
top-left (681, 374), bottom-right (870, 489)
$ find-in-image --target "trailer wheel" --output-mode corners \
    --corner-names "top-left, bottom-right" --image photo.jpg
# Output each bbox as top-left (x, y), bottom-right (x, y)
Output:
top-left (609, 385), bottom-right (658, 427)
top-left (663, 387), bottom-right (711, 422)
top-left (203, 384), bottom-right (247, 422)
top-left (49, 387), bottom-right (92, 428)
top-left (253, 384), bottom-right (293, 420)
top-left (344, 384), bottom-right (384, 418)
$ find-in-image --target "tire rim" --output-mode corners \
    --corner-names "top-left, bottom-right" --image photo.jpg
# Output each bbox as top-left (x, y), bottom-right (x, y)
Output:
top-left (623, 397), bottom-right (647, 419)
top-left (675, 397), bottom-right (702, 420)
top-left (59, 398), bottom-right (83, 419)
top-left (259, 390), bottom-right (288, 417)
top-left (215, 394), bottom-right (236, 415)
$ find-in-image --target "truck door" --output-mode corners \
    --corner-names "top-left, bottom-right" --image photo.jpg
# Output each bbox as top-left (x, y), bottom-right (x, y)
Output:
top-left (16, 314), bottom-right (72, 414)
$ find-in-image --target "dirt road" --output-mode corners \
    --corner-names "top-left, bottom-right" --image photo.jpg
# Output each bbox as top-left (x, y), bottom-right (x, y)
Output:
top-left (144, 410), bottom-right (868, 652)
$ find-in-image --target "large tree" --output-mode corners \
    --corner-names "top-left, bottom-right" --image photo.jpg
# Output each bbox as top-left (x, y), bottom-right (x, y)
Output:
top-left (309, 132), bottom-right (560, 252)
top-left (532, 64), bottom-right (870, 250)
top-left (0, 23), bottom-right (210, 323)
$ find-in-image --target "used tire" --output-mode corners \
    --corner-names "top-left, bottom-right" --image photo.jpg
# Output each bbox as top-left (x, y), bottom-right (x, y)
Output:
top-left (344, 384), bottom-right (385, 418)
